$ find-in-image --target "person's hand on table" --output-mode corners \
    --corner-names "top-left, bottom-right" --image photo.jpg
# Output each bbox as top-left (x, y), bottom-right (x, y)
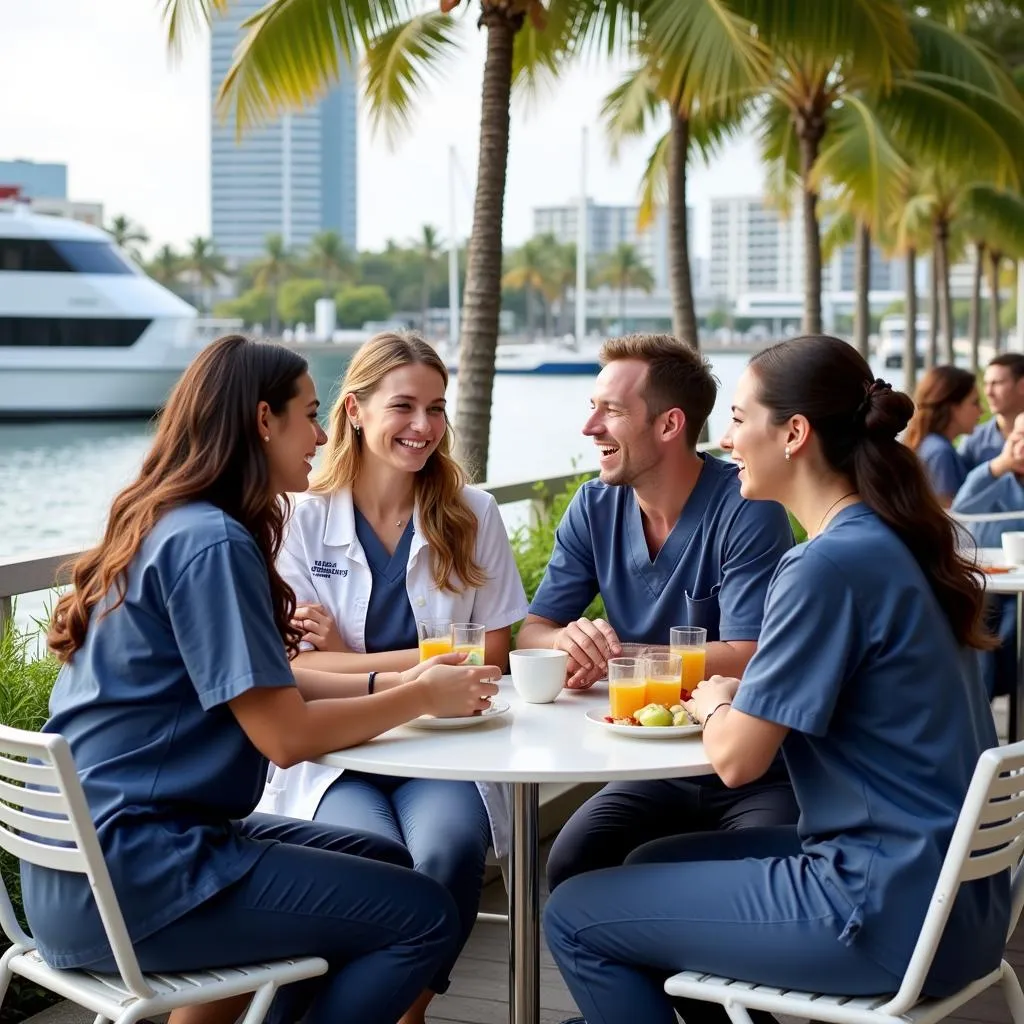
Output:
top-left (401, 652), bottom-right (501, 718)
top-left (292, 603), bottom-right (347, 652)
top-left (554, 617), bottom-right (621, 690)
top-left (683, 675), bottom-right (740, 724)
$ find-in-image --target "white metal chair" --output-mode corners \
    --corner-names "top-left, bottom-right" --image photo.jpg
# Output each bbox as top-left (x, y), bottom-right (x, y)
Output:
top-left (663, 739), bottom-right (1024, 1024)
top-left (0, 724), bottom-right (328, 1024)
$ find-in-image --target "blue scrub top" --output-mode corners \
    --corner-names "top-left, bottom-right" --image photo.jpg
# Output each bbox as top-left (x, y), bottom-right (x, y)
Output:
top-left (21, 503), bottom-right (296, 969)
top-left (917, 433), bottom-right (967, 499)
top-left (733, 505), bottom-right (1009, 987)
top-left (353, 508), bottom-right (418, 652)
top-left (960, 418), bottom-right (1005, 472)
top-left (951, 462), bottom-right (1024, 549)
top-left (529, 454), bottom-right (793, 644)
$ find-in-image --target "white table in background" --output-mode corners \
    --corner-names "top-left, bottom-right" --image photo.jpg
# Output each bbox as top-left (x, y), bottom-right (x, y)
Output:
top-left (977, 549), bottom-right (1024, 741)
top-left (317, 678), bottom-right (712, 1024)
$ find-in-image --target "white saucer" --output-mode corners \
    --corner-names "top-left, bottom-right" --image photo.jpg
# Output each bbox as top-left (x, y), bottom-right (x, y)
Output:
top-left (584, 708), bottom-right (702, 739)
top-left (406, 699), bottom-right (511, 730)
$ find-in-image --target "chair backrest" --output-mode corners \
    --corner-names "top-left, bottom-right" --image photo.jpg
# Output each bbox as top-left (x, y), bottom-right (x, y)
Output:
top-left (0, 724), bottom-right (154, 997)
top-left (950, 511), bottom-right (1024, 524)
top-left (881, 739), bottom-right (1024, 1016)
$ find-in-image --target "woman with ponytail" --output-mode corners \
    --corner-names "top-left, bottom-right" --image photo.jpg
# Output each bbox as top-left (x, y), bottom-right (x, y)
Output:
top-left (545, 336), bottom-right (1007, 1024)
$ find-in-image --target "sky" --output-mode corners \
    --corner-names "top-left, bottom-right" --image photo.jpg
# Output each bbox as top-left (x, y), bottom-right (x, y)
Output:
top-left (1, 0), bottom-right (765, 259)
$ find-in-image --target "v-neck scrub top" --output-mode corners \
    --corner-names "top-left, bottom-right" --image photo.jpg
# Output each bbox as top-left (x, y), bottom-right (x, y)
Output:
top-left (732, 505), bottom-right (1009, 986)
top-left (352, 508), bottom-right (417, 652)
top-left (529, 454), bottom-right (794, 644)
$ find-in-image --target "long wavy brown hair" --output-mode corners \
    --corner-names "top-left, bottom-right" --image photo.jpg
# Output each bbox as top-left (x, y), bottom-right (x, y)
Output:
top-left (903, 366), bottom-right (977, 450)
top-left (49, 335), bottom-right (310, 662)
top-left (750, 336), bottom-right (993, 651)
top-left (311, 331), bottom-right (487, 592)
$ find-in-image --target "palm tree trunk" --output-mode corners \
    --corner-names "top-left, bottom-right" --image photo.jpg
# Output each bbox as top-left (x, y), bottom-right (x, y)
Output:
top-left (970, 241), bottom-right (985, 373)
top-left (927, 251), bottom-right (938, 371)
top-left (454, 9), bottom-right (521, 482)
top-left (525, 283), bottom-right (536, 336)
top-left (619, 282), bottom-right (626, 330)
top-left (935, 219), bottom-right (954, 364)
top-left (270, 282), bottom-right (280, 337)
top-left (990, 250), bottom-right (1003, 353)
top-left (668, 107), bottom-right (699, 349)
top-left (797, 110), bottom-right (827, 335)
top-left (854, 221), bottom-right (870, 359)
top-left (421, 268), bottom-right (430, 334)
top-left (904, 247), bottom-right (918, 393)
top-left (544, 296), bottom-right (554, 340)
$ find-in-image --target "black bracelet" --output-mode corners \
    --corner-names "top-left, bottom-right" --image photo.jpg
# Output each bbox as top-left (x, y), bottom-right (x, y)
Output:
top-left (368, 670), bottom-right (378, 695)
top-left (702, 701), bottom-right (732, 727)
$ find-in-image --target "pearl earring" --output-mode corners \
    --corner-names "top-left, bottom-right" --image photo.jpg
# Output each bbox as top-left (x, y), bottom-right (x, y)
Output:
top-left (784, 446), bottom-right (791, 461)
top-left (353, 423), bottom-right (361, 435)
top-left (263, 435), bottom-right (270, 442)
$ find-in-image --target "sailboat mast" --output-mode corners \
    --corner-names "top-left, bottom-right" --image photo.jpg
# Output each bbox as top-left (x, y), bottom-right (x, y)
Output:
top-left (575, 126), bottom-right (587, 344)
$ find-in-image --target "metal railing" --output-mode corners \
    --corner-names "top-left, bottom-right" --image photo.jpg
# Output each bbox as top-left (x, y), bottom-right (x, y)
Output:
top-left (0, 468), bottom-right (602, 635)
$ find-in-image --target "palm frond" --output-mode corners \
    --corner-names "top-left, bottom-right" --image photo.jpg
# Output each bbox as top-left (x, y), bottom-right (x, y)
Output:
top-left (363, 12), bottom-right (462, 146)
top-left (758, 93), bottom-right (801, 214)
top-left (739, 0), bottom-right (915, 90)
top-left (820, 208), bottom-right (857, 262)
top-left (637, 131), bottom-right (671, 232)
top-left (960, 184), bottom-right (1024, 259)
top-left (644, 0), bottom-right (771, 116)
top-left (548, 0), bottom-right (644, 61)
top-left (159, 0), bottom-right (230, 59)
top-left (877, 73), bottom-right (1024, 188)
top-left (601, 65), bottom-right (664, 157)
top-left (811, 95), bottom-right (909, 233)
top-left (890, 186), bottom-right (936, 255)
top-left (216, 0), bottom-right (423, 130)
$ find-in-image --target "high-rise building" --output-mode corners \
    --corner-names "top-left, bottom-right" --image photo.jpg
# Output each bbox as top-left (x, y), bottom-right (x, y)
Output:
top-left (210, 4), bottom-right (358, 264)
top-left (532, 199), bottom-right (689, 291)
top-left (0, 160), bottom-right (67, 200)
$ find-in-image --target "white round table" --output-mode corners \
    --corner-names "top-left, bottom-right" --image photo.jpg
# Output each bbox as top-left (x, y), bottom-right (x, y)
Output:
top-left (977, 549), bottom-right (1024, 741)
top-left (317, 678), bottom-right (713, 1024)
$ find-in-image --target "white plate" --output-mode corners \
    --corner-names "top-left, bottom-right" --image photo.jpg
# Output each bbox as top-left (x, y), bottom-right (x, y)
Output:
top-left (405, 699), bottom-right (511, 730)
top-left (584, 708), bottom-right (702, 739)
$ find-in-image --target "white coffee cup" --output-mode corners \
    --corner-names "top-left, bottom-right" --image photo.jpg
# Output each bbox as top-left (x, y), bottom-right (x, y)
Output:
top-left (509, 649), bottom-right (568, 703)
top-left (1003, 531), bottom-right (1024, 566)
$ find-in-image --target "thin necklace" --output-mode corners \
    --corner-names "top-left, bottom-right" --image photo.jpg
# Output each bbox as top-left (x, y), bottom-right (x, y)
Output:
top-left (816, 491), bottom-right (858, 535)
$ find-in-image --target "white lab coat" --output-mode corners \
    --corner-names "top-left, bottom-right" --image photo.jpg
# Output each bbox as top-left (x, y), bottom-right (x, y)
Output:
top-left (256, 484), bottom-right (528, 856)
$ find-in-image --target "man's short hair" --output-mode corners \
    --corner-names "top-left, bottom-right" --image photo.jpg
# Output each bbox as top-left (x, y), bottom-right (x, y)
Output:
top-left (599, 333), bottom-right (718, 447)
top-left (988, 353), bottom-right (1024, 381)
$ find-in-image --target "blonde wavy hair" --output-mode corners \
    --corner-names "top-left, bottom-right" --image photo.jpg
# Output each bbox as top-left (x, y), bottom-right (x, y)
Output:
top-left (312, 332), bottom-right (487, 593)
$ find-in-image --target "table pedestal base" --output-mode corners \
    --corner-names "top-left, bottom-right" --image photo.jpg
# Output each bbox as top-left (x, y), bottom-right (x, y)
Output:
top-left (509, 781), bottom-right (540, 1024)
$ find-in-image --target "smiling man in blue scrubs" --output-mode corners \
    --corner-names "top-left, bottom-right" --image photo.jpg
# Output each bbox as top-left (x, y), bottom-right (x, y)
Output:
top-left (517, 334), bottom-right (796, 893)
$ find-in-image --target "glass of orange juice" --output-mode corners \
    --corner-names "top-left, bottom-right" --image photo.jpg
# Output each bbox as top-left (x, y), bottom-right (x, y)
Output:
top-left (608, 657), bottom-right (647, 720)
top-left (670, 626), bottom-right (707, 698)
top-left (417, 620), bottom-right (453, 662)
top-left (644, 652), bottom-right (683, 707)
top-left (452, 622), bottom-right (486, 666)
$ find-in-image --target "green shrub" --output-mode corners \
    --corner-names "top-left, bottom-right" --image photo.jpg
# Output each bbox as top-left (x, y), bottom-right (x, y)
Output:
top-left (509, 472), bottom-right (605, 633)
top-left (0, 612), bottom-right (61, 1024)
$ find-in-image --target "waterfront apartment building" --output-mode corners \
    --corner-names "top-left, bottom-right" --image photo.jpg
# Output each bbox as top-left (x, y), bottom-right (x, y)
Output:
top-left (708, 194), bottom-right (904, 304)
top-left (0, 160), bottom-right (67, 200)
top-left (532, 199), bottom-right (695, 291)
top-left (210, 3), bottom-right (358, 264)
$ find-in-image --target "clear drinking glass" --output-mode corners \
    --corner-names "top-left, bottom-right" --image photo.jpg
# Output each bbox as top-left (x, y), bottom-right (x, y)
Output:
top-left (608, 656), bottom-right (646, 720)
top-left (670, 625), bottom-right (707, 696)
top-left (452, 622), bottom-right (486, 665)
top-left (417, 620), bottom-right (453, 662)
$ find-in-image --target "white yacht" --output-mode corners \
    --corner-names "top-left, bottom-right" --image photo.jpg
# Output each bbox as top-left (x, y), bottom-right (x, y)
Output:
top-left (0, 202), bottom-right (203, 419)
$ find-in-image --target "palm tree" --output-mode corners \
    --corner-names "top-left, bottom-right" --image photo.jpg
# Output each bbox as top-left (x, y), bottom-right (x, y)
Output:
top-left (106, 214), bottom-right (149, 262)
top-left (501, 236), bottom-right (555, 337)
top-left (146, 244), bottom-right (184, 290)
top-left (413, 224), bottom-right (444, 334)
top-left (601, 4), bottom-right (769, 350)
top-left (184, 236), bottom-right (228, 312)
top-left (158, 0), bottom-right (643, 482)
top-left (307, 230), bottom-right (352, 297)
top-left (594, 243), bottom-right (655, 330)
top-left (251, 233), bottom-right (294, 336)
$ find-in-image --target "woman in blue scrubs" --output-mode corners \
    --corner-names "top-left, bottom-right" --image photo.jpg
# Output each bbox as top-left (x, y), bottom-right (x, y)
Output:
top-left (22, 335), bottom-right (501, 1024)
top-left (545, 335), bottom-right (1009, 1024)
top-left (903, 365), bottom-right (981, 506)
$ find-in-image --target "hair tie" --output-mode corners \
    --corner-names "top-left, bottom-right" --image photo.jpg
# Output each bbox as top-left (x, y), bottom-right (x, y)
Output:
top-left (857, 378), bottom-right (892, 422)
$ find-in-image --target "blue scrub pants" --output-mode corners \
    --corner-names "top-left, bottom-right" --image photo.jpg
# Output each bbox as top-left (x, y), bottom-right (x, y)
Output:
top-left (315, 770), bottom-right (492, 994)
top-left (544, 827), bottom-right (902, 1024)
top-left (77, 814), bottom-right (460, 1024)
top-left (546, 767), bottom-right (798, 891)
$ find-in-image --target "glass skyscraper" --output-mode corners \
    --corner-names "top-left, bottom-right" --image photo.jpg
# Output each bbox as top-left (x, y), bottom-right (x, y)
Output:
top-left (210, 3), bottom-right (357, 264)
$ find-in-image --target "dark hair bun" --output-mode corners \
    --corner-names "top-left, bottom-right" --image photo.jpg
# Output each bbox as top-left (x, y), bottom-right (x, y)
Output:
top-left (863, 381), bottom-right (913, 440)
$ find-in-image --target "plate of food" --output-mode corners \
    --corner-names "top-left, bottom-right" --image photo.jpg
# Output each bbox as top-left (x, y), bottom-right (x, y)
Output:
top-left (585, 702), bottom-right (702, 739)
top-left (982, 565), bottom-right (1017, 575)
top-left (406, 699), bottom-right (511, 730)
